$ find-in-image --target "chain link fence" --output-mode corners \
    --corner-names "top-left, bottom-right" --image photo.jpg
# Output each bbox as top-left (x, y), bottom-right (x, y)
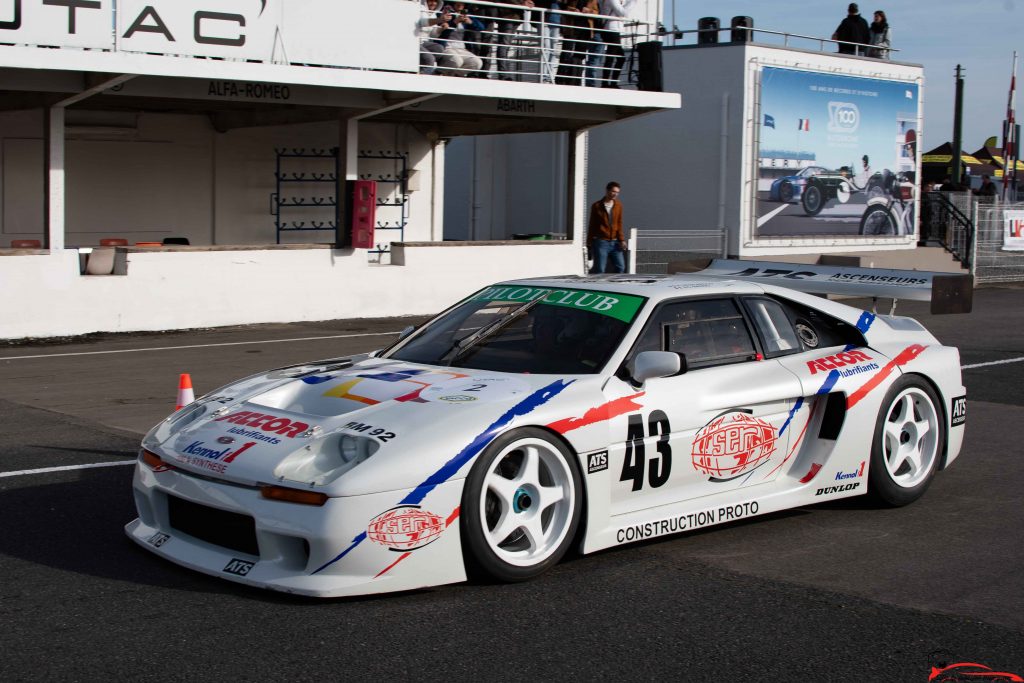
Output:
top-left (973, 202), bottom-right (1024, 283)
top-left (628, 229), bottom-right (727, 274)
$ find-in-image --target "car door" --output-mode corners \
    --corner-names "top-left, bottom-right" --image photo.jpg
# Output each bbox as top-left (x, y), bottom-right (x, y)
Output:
top-left (604, 297), bottom-right (804, 517)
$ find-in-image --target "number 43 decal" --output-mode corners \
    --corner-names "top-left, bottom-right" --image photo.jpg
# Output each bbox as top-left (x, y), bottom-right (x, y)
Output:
top-left (620, 411), bottom-right (672, 491)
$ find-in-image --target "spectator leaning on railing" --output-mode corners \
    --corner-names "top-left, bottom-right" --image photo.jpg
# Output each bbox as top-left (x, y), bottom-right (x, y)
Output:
top-left (868, 10), bottom-right (891, 59)
top-left (420, 0), bottom-right (483, 76)
top-left (495, 0), bottom-right (535, 81)
top-left (832, 3), bottom-right (870, 56)
top-left (418, 0), bottom-right (460, 75)
top-left (555, 0), bottom-right (587, 85)
top-left (598, 0), bottom-right (632, 88)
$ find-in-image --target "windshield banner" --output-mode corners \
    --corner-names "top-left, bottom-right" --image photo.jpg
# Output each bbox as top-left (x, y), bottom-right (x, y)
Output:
top-left (472, 286), bottom-right (645, 323)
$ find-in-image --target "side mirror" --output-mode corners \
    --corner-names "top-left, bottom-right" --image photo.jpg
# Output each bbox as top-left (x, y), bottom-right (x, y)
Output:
top-left (397, 325), bottom-right (416, 340)
top-left (631, 351), bottom-right (683, 383)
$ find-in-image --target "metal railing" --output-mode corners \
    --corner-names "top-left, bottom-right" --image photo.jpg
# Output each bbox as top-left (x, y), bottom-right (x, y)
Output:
top-left (627, 228), bottom-right (727, 274)
top-left (922, 192), bottom-right (974, 268)
top-left (416, 0), bottom-right (657, 85)
top-left (661, 25), bottom-right (899, 59)
top-left (973, 202), bottom-right (1024, 283)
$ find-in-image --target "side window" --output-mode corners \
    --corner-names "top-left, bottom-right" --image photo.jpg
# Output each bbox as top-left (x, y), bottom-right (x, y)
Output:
top-left (764, 295), bottom-right (867, 351)
top-left (630, 298), bottom-right (757, 369)
top-left (744, 298), bottom-right (801, 357)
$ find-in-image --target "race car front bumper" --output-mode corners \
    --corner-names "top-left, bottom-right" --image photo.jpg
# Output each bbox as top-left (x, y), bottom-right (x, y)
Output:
top-left (126, 460), bottom-right (467, 597)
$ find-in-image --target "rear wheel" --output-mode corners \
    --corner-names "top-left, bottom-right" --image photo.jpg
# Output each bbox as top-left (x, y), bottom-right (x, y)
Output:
top-left (860, 204), bottom-right (898, 235)
top-left (802, 183), bottom-right (824, 216)
top-left (779, 181), bottom-right (794, 202)
top-left (461, 428), bottom-right (583, 582)
top-left (867, 376), bottom-right (945, 506)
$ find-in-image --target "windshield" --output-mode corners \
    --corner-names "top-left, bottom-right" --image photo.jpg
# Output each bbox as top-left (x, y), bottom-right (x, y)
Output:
top-left (385, 285), bottom-right (645, 374)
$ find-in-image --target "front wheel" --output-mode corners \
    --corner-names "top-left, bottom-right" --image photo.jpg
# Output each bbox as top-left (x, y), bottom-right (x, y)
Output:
top-left (867, 376), bottom-right (945, 506)
top-left (860, 204), bottom-right (898, 235)
top-left (802, 183), bottom-right (824, 216)
top-left (461, 428), bottom-right (583, 582)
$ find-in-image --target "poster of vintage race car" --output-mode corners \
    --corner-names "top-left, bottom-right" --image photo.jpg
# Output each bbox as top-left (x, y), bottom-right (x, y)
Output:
top-left (757, 67), bottom-right (919, 238)
top-left (126, 263), bottom-right (969, 597)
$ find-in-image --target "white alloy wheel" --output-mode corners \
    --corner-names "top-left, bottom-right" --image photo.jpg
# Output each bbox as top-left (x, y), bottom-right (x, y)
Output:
top-left (880, 386), bottom-right (940, 489)
top-left (461, 428), bottom-right (583, 582)
top-left (868, 376), bottom-right (946, 506)
top-left (479, 437), bottom-right (575, 566)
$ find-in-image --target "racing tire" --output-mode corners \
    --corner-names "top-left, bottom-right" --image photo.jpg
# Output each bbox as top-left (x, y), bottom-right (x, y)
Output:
top-left (867, 376), bottom-right (945, 507)
top-left (859, 204), bottom-right (898, 235)
top-left (779, 181), bottom-right (794, 202)
top-left (802, 183), bottom-right (824, 216)
top-left (461, 428), bottom-right (583, 582)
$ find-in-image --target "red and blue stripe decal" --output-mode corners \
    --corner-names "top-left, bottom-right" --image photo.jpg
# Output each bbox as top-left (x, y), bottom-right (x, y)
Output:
top-left (312, 378), bottom-right (575, 575)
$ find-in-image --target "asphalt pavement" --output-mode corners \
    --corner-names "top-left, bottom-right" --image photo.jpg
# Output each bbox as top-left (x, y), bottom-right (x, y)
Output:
top-left (1, 289), bottom-right (1022, 681)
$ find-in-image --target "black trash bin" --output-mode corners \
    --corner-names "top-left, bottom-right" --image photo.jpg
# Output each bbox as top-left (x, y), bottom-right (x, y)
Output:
top-left (730, 16), bottom-right (754, 43)
top-left (697, 17), bottom-right (719, 45)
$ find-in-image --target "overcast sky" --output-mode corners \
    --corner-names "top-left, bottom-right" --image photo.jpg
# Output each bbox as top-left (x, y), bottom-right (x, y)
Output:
top-left (663, 1), bottom-right (1020, 153)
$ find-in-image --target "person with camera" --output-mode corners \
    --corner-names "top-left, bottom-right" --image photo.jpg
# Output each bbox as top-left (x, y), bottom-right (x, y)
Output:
top-left (423, 1), bottom-right (483, 76)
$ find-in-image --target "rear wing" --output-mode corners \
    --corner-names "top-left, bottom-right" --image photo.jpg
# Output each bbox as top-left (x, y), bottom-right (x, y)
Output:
top-left (669, 259), bottom-right (973, 314)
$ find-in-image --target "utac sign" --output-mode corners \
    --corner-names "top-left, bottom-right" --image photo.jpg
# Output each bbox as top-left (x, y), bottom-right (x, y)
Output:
top-left (0, 0), bottom-right (419, 70)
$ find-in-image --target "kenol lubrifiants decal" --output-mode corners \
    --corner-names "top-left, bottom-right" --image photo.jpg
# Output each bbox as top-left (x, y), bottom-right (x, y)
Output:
top-left (616, 502), bottom-right (760, 544)
top-left (173, 440), bottom-right (256, 474)
top-left (835, 461), bottom-right (865, 481)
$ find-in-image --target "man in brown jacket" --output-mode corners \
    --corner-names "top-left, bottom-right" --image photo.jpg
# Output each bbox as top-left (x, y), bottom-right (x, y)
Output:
top-left (587, 181), bottom-right (626, 273)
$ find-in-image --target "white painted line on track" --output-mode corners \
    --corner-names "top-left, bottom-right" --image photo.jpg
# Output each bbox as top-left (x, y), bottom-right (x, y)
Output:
top-left (0, 331), bottom-right (402, 361)
top-left (961, 356), bottom-right (1024, 370)
top-left (756, 204), bottom-right (789, 228)
top-left (0, 460), bottom-right (136, 479)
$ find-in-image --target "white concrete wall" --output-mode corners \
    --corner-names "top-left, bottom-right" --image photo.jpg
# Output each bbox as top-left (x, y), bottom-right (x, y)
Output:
top-left (0, 243), bottom-right (582, 339)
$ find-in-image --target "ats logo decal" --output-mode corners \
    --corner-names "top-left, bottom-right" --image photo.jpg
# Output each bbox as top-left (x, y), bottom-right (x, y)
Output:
top-left (146, 532), bottom-right (170, 548)
top-left (691, 412), bottom-right (777, 480)
top-left (367, 506), bottom-right (445, 552)
top-left (223, 558), bottom-right (255, 576)
top-left (951, 395), bottom-right (967, 426)
top-left (587, 451), bottom-right (608, 474)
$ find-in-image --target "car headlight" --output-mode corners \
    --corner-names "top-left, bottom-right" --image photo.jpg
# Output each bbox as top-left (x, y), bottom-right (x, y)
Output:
top-left (339, 434), bottom-right (379, 464)
top-left (273, 433), bottom-right (380, 486)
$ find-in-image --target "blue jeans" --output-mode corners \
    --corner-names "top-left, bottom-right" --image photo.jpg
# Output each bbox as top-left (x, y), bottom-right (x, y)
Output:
top-left (591, 239), bottom-right (625, 273)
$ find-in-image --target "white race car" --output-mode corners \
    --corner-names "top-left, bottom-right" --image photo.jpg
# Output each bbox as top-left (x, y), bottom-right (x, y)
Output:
top-left (127, 261), bottom-right (971, 597)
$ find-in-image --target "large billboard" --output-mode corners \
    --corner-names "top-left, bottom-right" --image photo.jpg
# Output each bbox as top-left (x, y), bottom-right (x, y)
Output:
top-left (756, 67), bottom-right (919, 239)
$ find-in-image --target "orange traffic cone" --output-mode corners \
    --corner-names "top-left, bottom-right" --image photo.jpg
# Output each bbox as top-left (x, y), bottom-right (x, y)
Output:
top-left (176, 373), bottom-right (195, 410)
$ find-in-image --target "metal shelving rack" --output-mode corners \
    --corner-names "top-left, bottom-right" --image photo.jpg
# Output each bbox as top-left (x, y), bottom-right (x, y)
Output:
top-left (358, 150), bottom-right (409, 261)
top-left (271, 148), bottom-right (340, 244)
